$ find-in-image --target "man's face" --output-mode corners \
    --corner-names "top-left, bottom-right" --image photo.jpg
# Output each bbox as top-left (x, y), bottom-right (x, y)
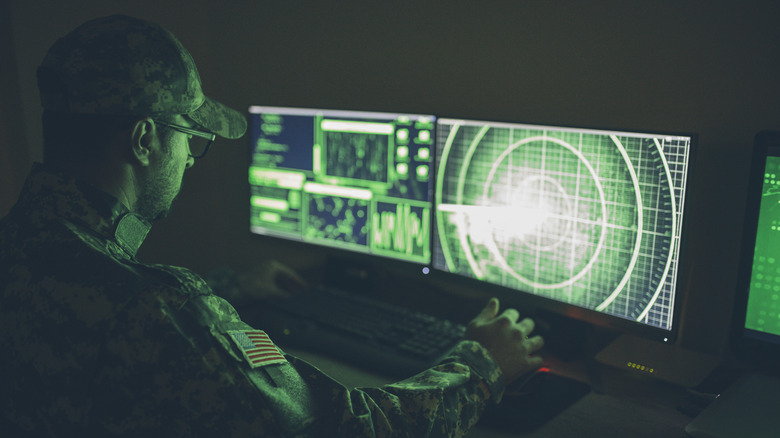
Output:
top-left (135, 115), bottom-right (195, 221)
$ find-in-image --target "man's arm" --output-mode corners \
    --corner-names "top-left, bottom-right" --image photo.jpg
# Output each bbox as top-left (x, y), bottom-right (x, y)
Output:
top-left (153, 266), bottom-right (543, 437)
top-left (288, 339), bottom-right (502, 437)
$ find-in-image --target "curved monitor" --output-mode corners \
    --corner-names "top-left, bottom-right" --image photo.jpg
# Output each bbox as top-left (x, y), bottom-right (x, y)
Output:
top-left (431, 118), bottom-right (695, 340)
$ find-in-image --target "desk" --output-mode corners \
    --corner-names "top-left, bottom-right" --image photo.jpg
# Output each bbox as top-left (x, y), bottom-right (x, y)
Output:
top-left (285, 346), bottom-right (696, 437)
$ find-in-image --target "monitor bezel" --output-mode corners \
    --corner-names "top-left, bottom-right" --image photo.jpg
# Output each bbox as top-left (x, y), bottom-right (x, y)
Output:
top-left (429, 117), bottom-right (698, 344)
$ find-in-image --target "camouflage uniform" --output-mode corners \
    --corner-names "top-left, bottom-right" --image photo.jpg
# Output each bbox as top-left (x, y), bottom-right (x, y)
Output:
top-left (0, 164), bottom-right (504, 436)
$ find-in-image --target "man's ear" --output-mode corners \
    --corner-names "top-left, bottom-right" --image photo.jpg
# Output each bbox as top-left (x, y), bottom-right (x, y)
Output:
top-left (129, 118), bottom-right (155, 166)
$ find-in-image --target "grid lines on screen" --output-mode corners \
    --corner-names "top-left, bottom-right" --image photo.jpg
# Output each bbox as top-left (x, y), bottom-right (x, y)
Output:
top-left (432, 119), bottom-right (692, 330)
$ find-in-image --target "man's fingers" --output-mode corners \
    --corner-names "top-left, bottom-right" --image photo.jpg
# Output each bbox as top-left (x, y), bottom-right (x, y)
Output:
top-left (475, 297), bottom-right (500, 322)
top-left (517, 317), bottom-right (535, 335)
top-left (524, 335), bottom-right (545, 353)
top-left (525, 354), bottom-right (545, 370)
top-left (268, 261), bottom-right (308, 294)
top-left (275, 271), bottom-right (308, 294)
top-left (499, 308), bottom-right (520, 324)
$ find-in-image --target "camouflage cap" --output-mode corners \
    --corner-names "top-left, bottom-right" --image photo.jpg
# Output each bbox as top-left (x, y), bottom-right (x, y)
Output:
top-left (37, 14), bottom-right (246, 139)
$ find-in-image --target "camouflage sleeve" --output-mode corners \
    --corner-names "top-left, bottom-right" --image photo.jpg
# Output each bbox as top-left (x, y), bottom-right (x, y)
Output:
top-left (294, 340), bottom-right (505, 437)
top-left (85, 286), bottom-right (289, 436)
top-left (202, 267), bottom-right (506, 436)
top-left (93, 264), bottom-right (504, 437)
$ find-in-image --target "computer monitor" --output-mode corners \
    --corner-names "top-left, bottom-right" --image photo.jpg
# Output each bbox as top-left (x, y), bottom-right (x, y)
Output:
top-left (732, 131), bottom-right (780, 371)
top-left (432, 118), bottom-right (695, 341)
top-left (247, 106), bottom-right (436, 265)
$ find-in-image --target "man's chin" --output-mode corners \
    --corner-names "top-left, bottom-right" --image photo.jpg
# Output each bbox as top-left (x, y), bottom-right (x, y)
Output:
top-left (150, 207), bottom-right (171, 222)
top-left (139, 201), bottom-right (174, 222)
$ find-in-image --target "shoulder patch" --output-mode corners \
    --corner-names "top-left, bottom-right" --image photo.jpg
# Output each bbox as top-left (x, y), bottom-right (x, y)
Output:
top-left (227, 330), bottom-right (287, 368)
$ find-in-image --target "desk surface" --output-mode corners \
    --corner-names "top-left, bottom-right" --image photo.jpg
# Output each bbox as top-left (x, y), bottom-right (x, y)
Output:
top-left (285, 346), bottom-right (696, 437)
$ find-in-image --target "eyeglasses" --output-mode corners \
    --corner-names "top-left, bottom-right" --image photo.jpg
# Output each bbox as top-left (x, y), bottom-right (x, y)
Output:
top-left (153, 119), bottom-right (216, 159)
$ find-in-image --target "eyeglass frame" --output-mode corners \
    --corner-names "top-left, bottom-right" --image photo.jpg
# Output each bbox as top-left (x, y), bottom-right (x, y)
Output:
top-left (153, 119), bottom-right (216, 159)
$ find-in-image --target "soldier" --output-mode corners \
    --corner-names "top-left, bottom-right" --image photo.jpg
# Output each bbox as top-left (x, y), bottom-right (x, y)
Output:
top-left (0, 15), bottom-right (543, 437)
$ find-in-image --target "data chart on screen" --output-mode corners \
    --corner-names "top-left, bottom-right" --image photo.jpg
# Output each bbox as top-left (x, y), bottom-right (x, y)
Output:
top-left (248, 106), bottom-right (435, 264)
top-left (432, 119), bottom-right (693, 330)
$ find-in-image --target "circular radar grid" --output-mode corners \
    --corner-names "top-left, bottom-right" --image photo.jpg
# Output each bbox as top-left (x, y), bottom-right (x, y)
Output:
top-left (436, 123), bottom-right (679, 321)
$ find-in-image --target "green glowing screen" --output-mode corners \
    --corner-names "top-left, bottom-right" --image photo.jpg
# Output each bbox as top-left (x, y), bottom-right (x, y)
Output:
top-left (744, 155), bottom-right (780, 337)
top-left (432, 119), bottom-right (693, 331)
top-left (248, 106), bottom-right (435, 264)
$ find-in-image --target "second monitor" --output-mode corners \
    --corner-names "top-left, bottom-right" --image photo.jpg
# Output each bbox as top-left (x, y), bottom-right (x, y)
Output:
top-left (432, 118), bottom-right (695, 340)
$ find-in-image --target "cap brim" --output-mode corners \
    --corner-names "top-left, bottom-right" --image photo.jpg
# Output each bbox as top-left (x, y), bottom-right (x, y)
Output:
top-left (189, 96), bottom-right (247, 139)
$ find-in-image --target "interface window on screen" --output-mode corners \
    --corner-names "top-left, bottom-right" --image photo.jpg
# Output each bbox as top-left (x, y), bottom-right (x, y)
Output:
top-left (432, 119), bottom-right (693, 331)
top-left (248, 106), bottom-right (435, 264)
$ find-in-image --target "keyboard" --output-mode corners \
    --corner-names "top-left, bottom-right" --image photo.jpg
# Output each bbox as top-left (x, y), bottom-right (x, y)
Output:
top-left (253, 286), bottom-right (466, 377)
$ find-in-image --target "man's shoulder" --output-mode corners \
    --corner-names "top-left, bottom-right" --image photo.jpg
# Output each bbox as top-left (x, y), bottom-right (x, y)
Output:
top-left (142, 263), bottom-right (212, 297)
top-left (0, 218), bottom-right (215, 321)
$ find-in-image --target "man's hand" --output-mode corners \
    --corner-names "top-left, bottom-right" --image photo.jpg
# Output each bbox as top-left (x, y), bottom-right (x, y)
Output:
top-left (465, 298), bottom-right (544, 384)
top-left (237, 260), bottom-right (308, 302)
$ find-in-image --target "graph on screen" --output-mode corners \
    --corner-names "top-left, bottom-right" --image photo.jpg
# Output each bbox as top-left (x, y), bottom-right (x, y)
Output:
top-left (248, 106), bottom-right (435, 264)
top-left (432, 119), bottom-right (693, 330)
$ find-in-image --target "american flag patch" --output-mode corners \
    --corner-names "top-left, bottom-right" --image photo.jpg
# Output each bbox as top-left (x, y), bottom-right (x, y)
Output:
top-left (227, 330), bottom-right (287, 368)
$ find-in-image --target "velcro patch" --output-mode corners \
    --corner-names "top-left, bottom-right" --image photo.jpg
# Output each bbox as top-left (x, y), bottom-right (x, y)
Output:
top-left (227, 330), bottom-right (287, 368)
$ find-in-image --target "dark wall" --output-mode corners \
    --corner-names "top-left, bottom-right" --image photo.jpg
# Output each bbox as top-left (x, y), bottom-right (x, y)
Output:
top-left (6, 0), bottom-right (780, 355)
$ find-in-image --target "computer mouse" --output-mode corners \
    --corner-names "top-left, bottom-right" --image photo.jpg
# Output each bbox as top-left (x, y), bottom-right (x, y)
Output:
top-left (505, 367), bottom-right (552, 397)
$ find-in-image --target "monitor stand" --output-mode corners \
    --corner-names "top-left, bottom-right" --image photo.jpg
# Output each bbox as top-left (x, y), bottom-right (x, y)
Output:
top-left (595, 334), bottom-right (718, 387)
